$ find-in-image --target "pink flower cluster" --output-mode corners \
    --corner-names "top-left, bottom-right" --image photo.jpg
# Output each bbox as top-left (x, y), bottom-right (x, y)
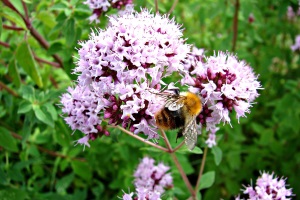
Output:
top-left (84, 0), bottom-right (133, 23)
top-left (287, 5), bottom-right (300, 20)
top-left (291, 35), bottom-right (300, 51)
top-left (122, 157), bottom-right (173, 200)
top-left (60, 9), bottom-right (190, 147)
top-left (182, 51), bottom-right (262, 147)
top-left (236, 172), bottom-right (294, 200)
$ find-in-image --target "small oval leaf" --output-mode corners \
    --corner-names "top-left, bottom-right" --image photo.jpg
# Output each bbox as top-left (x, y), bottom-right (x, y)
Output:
top-left (212, 146), bottom-right (223, 166)
top-left (8, 59), bottom-right (21, 88)
top-left (176, 145), bottom-right (203, 154)
top-left (16, 41), bottom-right (43, 88)
top-left (33, 105), bottom-right (54, 127)
top-left (199, 171), bottom-right (215, 190)
top-left (18, 100), bottom-right (32, 114)
top-left (0, 127), bottom-right (18, 152)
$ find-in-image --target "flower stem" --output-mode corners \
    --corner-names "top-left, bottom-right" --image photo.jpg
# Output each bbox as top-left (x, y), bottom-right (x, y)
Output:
top-left (172, 140), bottom-right (185, 152)
top-left (10, 131), bottom-right (86, 162)
top-left (115, 125), bottom-right (169, 152)
top-left (2, 0), bottom-right (63, 68)
top-left (160, 129), bottom-right (196, 199)
top-left (155, 0), bottom-right (159, 14)
top-left (195, 147), bottom-right (208, 191)
top-left (232, 0), bottom-right (240, 52)
top-left (167, 0), bottom-right (178, 15)
top-left (0, 81), bottom-right (19, 97)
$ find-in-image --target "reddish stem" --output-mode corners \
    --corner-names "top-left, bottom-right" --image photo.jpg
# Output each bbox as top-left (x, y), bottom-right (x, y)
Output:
top-left (3, 25), bottom-right (24, 31)
top-left (167, 0), bottom-right (178, 15)
top-left (195, 147), bottom-right (208, 191)
top-left (0, 41), bottom-right (10, 48)
top-left (160, 130), bottom-right (196, 199)
top-left (10, 131), bottom-right (86, 162)
top-left (0, 81), bottom-right (19, 97)
top-left (2, 0), bottom-right (64, 68)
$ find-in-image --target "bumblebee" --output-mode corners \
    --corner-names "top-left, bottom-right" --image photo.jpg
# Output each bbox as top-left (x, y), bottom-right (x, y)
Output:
top-left (154, 89), bottom-right (202, 150)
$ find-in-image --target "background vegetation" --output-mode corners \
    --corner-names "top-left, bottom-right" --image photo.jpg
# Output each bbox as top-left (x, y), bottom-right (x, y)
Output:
top-left (0, 0), bottom-right (299, 199)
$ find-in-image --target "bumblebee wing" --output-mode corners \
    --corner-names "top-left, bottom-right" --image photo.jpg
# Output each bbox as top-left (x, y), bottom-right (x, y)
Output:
top-left (165, 97), bottom-right (185, 111)
top-left (182, 118), bottom-right (198, 150)
top-left (153, 92), bottom-right (185, 111)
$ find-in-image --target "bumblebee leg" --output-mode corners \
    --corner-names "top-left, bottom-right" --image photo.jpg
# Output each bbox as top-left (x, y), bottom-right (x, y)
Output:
top-left (176, 128), bottom-right (183, 142)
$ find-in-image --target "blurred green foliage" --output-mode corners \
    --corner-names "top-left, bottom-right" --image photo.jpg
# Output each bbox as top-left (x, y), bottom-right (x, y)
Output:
top-left (0, 0), bottom-right (299, 199)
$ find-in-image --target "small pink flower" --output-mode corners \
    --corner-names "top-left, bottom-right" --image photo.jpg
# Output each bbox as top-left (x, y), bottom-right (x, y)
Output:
top-left (236, 172), bottom-right (294, 200)
top-left (61, 9), bottom-right (190, 146)
top-left (122, 157), bottom-right (173, 200)
top-left (84, 0), bottom-right (133, 23)
top-left (248, 13), bottom-right (255, 23)
top-left (183, 51), bottom-right (262, 147)
top-left (291, 35), bottom-right (300, 51)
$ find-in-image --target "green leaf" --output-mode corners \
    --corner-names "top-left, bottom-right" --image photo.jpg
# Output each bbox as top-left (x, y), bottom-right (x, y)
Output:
top-left (71, 161), bottom-right (92, 181)
top-left (14, 159), bottom-right (42, 169)
top-left (33, 105), bottom-right (54, 127)
top-left (0, 188), bottom-right (27, 200)
top-left (55, 173), bottom-right (75, 193)
top-left (199, 171), bottom-right (215, 190)
top-left (176, 145), bottom-right (203, 154)
top-left (10, 0), bottom-right (25, 15)
top-left (48, 42), bottom-right (63, 55)
top-left (1, 7), bottom-right (27, 30)
top-left (8, 167), bottom-right (24, 181)
top-left (19, 85), bottom-right (35, 102)
top-left (8, 59), bottom-right (21, 88)
top-left (0, 127), bottom-right (18, 152)
top-left (140, 146), bottom-right (164, 152)
top-left (18, 100), bottom-right (32, 114)
top-left (21, 113), bottom-right (33, 144)
top-left (15, 41), bottom-right (43, 87)
top-left (197, 192), bottom-right (202, 200)
top-left (43, 103), bottom-right (58, 121)
top-left (50, 2), bottom-right (69, 11)
top-left (176, 154), bottom-right (194, 175)
top-left (36, 11), bottom-right (56, 28)
top-left (65, 18), bottom-right (76, 46)
top-left (212, 146), bottom-right (222, 165)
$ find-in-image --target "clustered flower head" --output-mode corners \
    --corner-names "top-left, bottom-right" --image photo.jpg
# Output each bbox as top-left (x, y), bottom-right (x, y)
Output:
top-left (248, 13), bottom-right (255, 23)
top-left (182, 51), bottom-right (262, 147)
top-left (60, 8), bottom-right (190, 147)
top-left (291, 35), bottom-right (300, 52)
top-left (236, 172), bottom-right (294, 200)
top-left (287, 5), bottom-right (300, 20)
top-left (182, 46), bottom-right (205, 73)
top-left (122, 157), bottom-right (173, 200)
top-left (84, 0), bottom-right (133, 23)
